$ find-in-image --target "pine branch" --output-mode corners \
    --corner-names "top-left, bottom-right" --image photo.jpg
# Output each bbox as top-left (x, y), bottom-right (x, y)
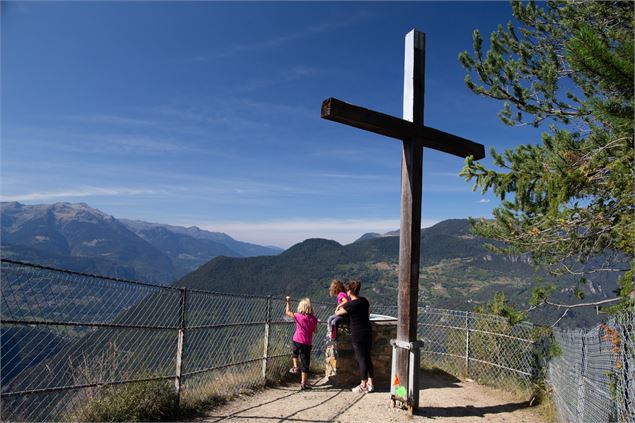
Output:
top-left (551, 309), bottom-right (569, 327)
top-left (544, 297), bottom-right (621, 309)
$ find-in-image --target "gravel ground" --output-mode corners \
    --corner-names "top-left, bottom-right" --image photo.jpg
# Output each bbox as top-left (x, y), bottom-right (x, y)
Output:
top-left (192, 370), bottom-right (547, 423)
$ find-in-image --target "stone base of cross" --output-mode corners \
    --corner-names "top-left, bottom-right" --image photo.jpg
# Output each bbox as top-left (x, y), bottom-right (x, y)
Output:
top-left (320, 29), bottom-right (485, 414)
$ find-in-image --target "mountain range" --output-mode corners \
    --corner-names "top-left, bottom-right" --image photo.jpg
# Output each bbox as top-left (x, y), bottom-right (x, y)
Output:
top-left (176, 219), bottom-right (622, 328)
top-left (0, 202), bottom-right (282, 283)
top-left (0, 201), bottom-right (622, 327)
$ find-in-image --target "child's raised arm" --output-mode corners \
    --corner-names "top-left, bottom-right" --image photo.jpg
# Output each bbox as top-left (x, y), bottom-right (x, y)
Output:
top-left (284, 296), bottom-right (295, 318)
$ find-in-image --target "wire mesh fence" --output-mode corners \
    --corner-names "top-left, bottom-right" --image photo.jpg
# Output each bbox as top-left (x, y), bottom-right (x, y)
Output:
top-left (364, 305), bottom-right (539, 390)
top-left (415, 307), bottom-right (540, 391)
top-left (548, 309), bottom-right (634, 423)
top-left (1, 258), bottom-right (632, 422)
top-left (0, 260), bottom-right (335, 421)
top-left (1, 260), bottom-right (182, 422)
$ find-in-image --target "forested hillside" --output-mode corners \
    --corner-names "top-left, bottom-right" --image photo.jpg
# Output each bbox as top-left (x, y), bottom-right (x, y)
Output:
top-left (177, 219), bottom-right (621, 328)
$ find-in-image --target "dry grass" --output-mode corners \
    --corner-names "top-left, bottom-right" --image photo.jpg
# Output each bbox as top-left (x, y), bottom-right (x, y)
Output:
top-left (66, 343), bottom-right (177, 422)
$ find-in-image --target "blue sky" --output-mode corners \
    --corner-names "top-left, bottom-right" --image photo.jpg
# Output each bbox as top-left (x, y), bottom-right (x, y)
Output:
top-left (2, 1), bottom-right (545, 248)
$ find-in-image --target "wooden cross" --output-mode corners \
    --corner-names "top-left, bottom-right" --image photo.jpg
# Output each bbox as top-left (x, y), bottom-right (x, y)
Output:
top-left (320, 29), bottom-right (485, 412)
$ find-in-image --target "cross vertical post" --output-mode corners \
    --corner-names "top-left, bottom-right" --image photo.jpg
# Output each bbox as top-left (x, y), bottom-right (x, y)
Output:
top-left (320, 27), bottom-right (485, 415)
top-left (397, 29), bottom-right (425, 413)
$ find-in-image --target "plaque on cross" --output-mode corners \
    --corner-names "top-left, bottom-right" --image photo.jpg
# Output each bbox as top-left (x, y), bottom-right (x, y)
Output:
top-left (320, 29), bottom-right (485, 412)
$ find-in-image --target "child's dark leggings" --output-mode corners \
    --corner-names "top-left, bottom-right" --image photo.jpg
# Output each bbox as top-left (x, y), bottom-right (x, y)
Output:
top-left (352, 337), bottom-right (374, 380)
top-left (292, 341), bottom-right (312, 373)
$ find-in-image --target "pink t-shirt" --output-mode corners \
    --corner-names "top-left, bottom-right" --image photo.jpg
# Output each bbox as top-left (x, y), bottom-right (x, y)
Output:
top-left (337, 292), bottom-right (350, 305)
top-left (293, 313), bottom-right (318, 345)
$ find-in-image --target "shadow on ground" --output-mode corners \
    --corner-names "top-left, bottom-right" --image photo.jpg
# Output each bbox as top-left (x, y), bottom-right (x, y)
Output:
top-left (200, 386), bottom-right (299, 422)
top-left (416, 401), bottom-right (533, 418)
top-left (201, 380), bottom-right (363, 423)
top-left (191, 369), bottom-right (541, 423)
top-left (420, 369), bottom-right (463, 389)
top-left (416, 369), bottom-right (533, 419)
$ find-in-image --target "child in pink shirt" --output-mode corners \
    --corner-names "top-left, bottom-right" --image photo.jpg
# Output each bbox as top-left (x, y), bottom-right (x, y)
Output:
top-left (326, 279), bottom-right (350, 341)
top-left (285, 296), bottom-right (318, 390)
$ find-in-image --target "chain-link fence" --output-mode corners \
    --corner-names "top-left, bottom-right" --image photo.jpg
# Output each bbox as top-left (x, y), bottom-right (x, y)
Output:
top-left (0, 259), bottom-right (335, 421)
top-left (548, 309), bottom-right (634, 423)
top-left (2, 258), bottom-right (632, 422)
top-left (415, 308), bottom-right (540, 391)
top-left (362, 305), bottom-right (540, 390)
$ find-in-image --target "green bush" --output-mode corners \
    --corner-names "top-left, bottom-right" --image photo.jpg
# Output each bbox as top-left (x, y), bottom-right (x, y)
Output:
top-left (74, 378), bottom-right (177, 422)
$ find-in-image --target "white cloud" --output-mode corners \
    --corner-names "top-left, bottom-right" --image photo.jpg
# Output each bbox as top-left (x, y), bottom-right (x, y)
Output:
top-left (1, 187), bottom-right (163, 202)
top-left (156, 98), bottom-right (303, 128)
top-left (4, 127), bottom-right (203, 155)
top-left (207, 11), bottom-right (374, 59)
top-left (194, 217), bottom-right (440, 249)
top-left (479, 199), bottom-right (491, 203)
top-left (67, 114), bottom-right (155, 126)
top-left (88, 134), bottom-right (203, 154)
top-left (230, 66), bottom-right (325, 93)
top-left (309, 172), bottom-right (396, 181)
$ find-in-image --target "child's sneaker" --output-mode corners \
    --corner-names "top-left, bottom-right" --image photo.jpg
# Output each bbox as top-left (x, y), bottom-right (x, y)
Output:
top-left (351, 384), bottom-right (367, 393)
top-left (366, 384), bottom-right (375, 393)
top-left (300, 383), bottom-right (312, 390)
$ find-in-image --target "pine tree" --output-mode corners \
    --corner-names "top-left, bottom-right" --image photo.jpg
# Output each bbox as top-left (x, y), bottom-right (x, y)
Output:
top-left (458, 1), bottom-right (634, 310)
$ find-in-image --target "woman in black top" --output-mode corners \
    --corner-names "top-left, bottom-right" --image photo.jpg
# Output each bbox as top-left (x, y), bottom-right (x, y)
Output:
top-left (336, 279), bottom-right (374, 393)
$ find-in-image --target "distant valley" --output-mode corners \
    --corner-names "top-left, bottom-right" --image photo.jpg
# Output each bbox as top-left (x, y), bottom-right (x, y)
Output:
top-left (0, 202), bottom-right (282, 283)
top-left (0, 202), bottom-right (621, 327)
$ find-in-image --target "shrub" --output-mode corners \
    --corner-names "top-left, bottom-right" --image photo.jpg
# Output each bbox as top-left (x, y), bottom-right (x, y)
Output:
top-left (74, 378), bottom-right (177, 422)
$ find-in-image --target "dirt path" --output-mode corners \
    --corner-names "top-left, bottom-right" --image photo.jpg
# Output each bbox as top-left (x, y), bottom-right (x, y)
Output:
top-left (193, 371), bottom-right (546, 423)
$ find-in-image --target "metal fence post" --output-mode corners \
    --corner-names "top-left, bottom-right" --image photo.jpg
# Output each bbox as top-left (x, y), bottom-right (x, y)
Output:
top-left (262, 295), bottom-right (271, 383)
top-left (576, 335), bottom-right (586, 422)
top-left (174, 288), bottom-right (187, 414)
top-left (465, 313), bottom-right (470, 377)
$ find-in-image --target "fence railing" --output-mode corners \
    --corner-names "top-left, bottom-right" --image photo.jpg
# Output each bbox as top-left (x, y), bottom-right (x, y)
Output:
top-left (0, 259), bottom-right (335, 421)
top-left (367, 305), bottom-right (540, 386)
top-left (1, 258), bottom-right (631, 422)
top-left (416, 307), bottom-right (539, 389)
top-left (547, 309), bottom-right (634, 423)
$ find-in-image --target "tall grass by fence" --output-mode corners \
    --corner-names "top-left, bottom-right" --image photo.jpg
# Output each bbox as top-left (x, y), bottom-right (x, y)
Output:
top-left (1, 259), bottom-right (632, 422)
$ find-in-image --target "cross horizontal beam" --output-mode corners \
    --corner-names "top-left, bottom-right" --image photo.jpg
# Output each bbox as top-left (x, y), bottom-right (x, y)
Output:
top-left (321, 97), bottom-right (485, 160)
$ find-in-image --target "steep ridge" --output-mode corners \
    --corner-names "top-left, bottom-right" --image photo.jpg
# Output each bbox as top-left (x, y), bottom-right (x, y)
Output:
top-left (1, 202), bottom-right (176, 282)
top-left (1, 202), bottom-right (283, 282)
